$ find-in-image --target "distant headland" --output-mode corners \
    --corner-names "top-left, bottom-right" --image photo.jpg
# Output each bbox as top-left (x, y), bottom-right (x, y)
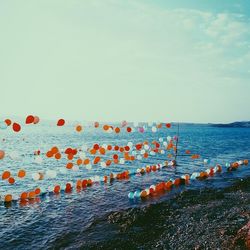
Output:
top-left (210, 121), bottom-right (250, 128)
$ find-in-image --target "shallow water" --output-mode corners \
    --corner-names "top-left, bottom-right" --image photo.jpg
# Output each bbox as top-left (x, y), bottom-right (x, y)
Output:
top-left (0, 123), bottom-right (250, 249)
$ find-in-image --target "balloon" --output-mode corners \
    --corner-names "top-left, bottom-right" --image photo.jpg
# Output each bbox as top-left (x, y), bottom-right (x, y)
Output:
top-left (25, 115), bottom-right (34, 124)
top-left (5, 194), bottom-right (12, 202)
top-left (126, 127), bottom-right (132, 133)
top-left (5, 119), bottom-right (12, 126)
top-left (167, 136), bottom-right (172, 141)
top-left (127, 142), bottom-right (133, 147)
top-left (119, 158), bottom-right (125, 164)
top-left (0, 150), bottom-right (5, 160)
top-left (76, 125), bottom-right (82, 132)
top-left (134, 190), bottom-right (141, 198)
top-left (138, 127), bottom-right (144, 133)
top-left (114, 127), bottom-right (120, 133)
top-left (12, 122), bottom-right (21, 132)
top-left (166, 123), bottom-right (171, 128)
top-left (2, 171), bottom-right (11, 180)
top-left (128, 192), bottom-right (134, 199)
top-left (32, 173), bottom-right (40, 181)
top-left (18, 169), bottom-right (26, 178)
top-left (159, 137), bottom-right (163, 142)
top-left (33, 116), bottom-right (40, 124)
top-left (94, 122), bottom-right (99, 128)
top-left (57, 119), bottom-right (65, 126)
top-left (151, 126), bottom-right (157, 133)
top-left (121, 120), bottom-right (128, 127)
top-left (0, 121), bottom-right (7, 129)
top-left (8, 177), bottom-right (15, 184)
top-left (100, 162), bottom-right (106, 167)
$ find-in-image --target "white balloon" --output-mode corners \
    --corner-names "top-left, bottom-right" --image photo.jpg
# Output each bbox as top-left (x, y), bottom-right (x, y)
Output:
top-left (32, 173), bottom-right (40, 181)
top-left (163, 141), bottom-right (168, 146)
top-left (144, 144), bottom-right (150, 150)
top-left (152, 126), bottom-right (157, 133)
top-left (140, 149), bottom-right (146, 155)
top-left (167, 136), bottom-right (172, 141)
top-left (160, 150), bottom-right (165, 154)
top-left (159, 137), bottom-right (163, 142)
top-left (137, 155), bottom-right (142, 160)
top-left (127, 142), bottom-right (133, 147)
top-left (100, 162), bottom-right (106, 167)
top-left (119, 158), bottom-right (125, 164)
top-left (102, 144), bottom-right (108, 149)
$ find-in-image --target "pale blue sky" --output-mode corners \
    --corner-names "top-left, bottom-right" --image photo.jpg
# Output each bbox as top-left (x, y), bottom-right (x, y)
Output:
top-left (0, 0), bottom-right (250, 123)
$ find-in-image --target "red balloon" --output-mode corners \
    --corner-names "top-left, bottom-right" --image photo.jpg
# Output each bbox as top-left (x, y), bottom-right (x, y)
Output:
top-left (26, 115), bottom-right (35, 124)
top-left (57, 119), bottom-right (65, 126)
top-left (12, 122), bottom-right (21, 132)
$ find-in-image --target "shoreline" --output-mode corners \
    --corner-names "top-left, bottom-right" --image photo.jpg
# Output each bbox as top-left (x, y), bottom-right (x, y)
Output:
top-left (76, 177), bottom-right (250, 249)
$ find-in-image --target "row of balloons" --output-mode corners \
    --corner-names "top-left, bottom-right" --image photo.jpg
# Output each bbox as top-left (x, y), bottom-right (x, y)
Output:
top-left (2, 159), bottom-right (248, 203)
top-left (2, 159), bottom-right (175, 203)
top-left (128, 159), bottom-right (249, 199)
top-left (0, 115), bottom-right (172, 133)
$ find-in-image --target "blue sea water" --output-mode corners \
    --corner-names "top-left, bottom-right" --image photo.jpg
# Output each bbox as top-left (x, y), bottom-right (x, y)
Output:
top-left (0, 123), bottom-right (250, 249)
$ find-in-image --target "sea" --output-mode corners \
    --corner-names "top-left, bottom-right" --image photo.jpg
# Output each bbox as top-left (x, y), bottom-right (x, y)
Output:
top-left (0, 122), bottom-right (250, 249)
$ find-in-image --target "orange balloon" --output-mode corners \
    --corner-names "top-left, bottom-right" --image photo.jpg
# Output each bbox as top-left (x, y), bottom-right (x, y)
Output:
top-left (94, 122), bottom-right (99, 128)
top-left (66, 162), bottom-right (73, 169)
top-left (76, 125), bottom-right (82, 132)
top-left (20, 192), bottom-right (28, 200)
top-left (8, 177), bottom-right (15, 184)
top-left (2, 171), bottom-right (11, 180)
top-left (114, 127), bottom-right (120, 133)
top-left (103, 125), bottom-right (109, 131)
top-left (83, 158), bottom-right (90, 165)
top-left (76, 180), bottom-right (82, 189)
top-left (55, 152), bottom-right (61, 160)
top-left (99, 147), bottom-right (106, 155)
top-left (93, 156), bottom-right (101, 164)
top-left (76, 158), bottom-right (82, 165)
top-left (51, 146), bottom-right (59, 154)
top-left (67, 154), bottom-right (74, 160)
top-left (0, 150), bottom-right (5, 160)
top-left (5, 119), bottom-right (12, 126)
top-left (54, 185), bottom-right (61, 193)
top-left (18, 169), bottom-right (26, 178)
top-left (46, 151), bottom-right (53, 158)
top-left (5, 194), bottom-right (12, 202)
top-left (28, 191), bottom-right (36, 199)
top-left (34, 188), bottom-right (41, 195)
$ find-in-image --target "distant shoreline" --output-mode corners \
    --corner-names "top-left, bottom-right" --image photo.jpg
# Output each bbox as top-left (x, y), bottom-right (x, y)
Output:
top-left (210, 121), bottom-right (250, 128)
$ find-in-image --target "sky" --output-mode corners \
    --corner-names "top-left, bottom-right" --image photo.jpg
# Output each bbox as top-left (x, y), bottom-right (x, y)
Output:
top-left (0, 0), bottom-right (250, 123)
